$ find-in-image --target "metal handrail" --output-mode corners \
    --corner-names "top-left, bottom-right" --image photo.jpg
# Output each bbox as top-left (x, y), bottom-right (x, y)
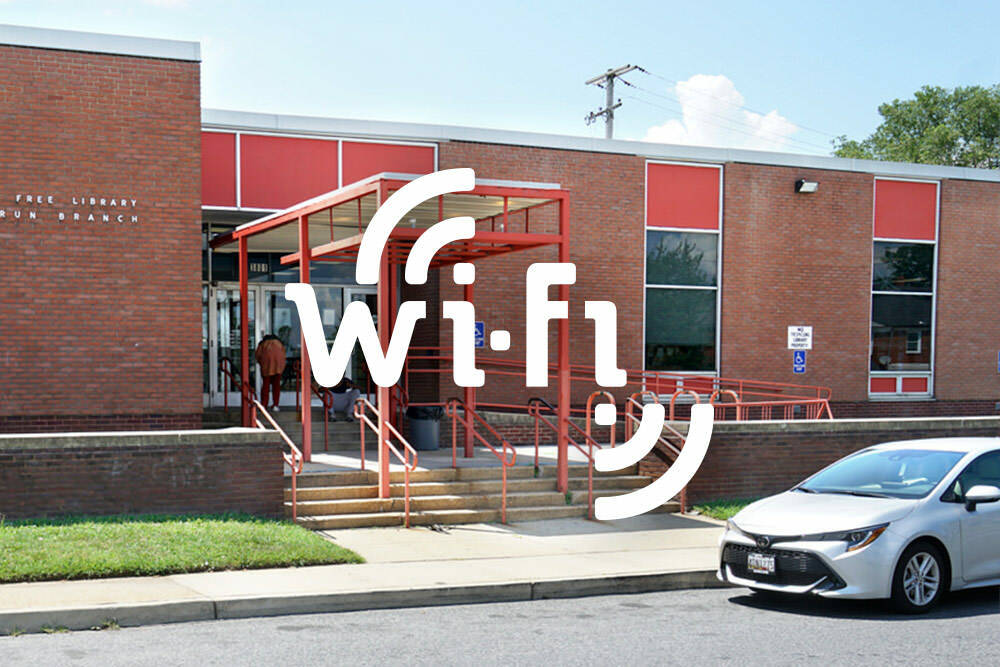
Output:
top-left (528, 397), bottom-right (607, 520)
top-left (624, 392), bottom-right (690, 511)
top-left (292, 361), bottom-right (334, 452)
top-left (219, 357), bottom-right (257, 413)
top-left (401, 347), bottom-right (835, 421)
top-left (251, 397), bottom-right (303, 521)
top-left (585, 390), bottom-right (617, 448)
top-left (445, 397), bottom-right (516, 524)
top-left (353, 396), bottom-right (419, 528)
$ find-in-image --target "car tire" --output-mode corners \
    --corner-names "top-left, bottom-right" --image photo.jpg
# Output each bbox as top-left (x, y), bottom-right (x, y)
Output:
top-left (891, 542), bottom-right (946, 614)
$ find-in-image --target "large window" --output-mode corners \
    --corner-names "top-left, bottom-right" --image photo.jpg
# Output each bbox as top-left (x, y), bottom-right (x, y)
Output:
top-left (645, 230), bottom-right (719, 371)
top-left (644, 161), bottom-right (722, 374)
top-left (870, 179), bottom-right (938, 396)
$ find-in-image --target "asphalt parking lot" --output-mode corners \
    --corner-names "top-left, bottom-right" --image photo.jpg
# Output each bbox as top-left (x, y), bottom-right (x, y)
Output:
top-left (2, 585), bottom-right (997, 665)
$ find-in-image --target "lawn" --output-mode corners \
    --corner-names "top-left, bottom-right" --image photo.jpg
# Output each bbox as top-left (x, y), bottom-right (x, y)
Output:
top-left (0, 514), bottom-right (363, 584)
top-left (691, 498), bottom-right (759, 521)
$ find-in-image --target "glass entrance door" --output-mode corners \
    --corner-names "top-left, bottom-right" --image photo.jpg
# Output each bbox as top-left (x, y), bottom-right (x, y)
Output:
top-left (344, 287), bottom-right (377, 396)
top-left (210, 285), bottom-right (257, 407)
top-left (261, 285), bottom-right (344, 406)
top-left (207, 283), bottom-right (372, 407)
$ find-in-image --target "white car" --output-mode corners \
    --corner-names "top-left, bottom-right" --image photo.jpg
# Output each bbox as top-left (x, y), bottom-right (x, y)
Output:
top-left (717, 437), bottom-right (1000, 613)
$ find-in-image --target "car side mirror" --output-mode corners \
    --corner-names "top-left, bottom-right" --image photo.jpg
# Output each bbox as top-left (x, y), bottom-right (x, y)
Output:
top-left (964, 485), bottom-right (1000, 512)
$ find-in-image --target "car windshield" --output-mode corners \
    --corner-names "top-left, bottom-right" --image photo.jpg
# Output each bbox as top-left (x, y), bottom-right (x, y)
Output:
top-left (798, 448), bottom-right (965, 500)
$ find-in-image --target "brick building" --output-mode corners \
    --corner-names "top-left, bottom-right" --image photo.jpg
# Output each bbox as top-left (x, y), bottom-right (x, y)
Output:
top-left (3, 23), bottom-right (1000, 435)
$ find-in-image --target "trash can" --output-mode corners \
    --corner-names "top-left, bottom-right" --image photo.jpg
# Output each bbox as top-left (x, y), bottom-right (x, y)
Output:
top-left (406, 406), bottom-right (444, 451)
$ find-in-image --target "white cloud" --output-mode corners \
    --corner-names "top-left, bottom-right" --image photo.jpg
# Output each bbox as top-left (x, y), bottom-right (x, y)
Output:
top-left (143, 0), bottom-right (188, 7)
top-left (642, 74), bottom-right (799, 152)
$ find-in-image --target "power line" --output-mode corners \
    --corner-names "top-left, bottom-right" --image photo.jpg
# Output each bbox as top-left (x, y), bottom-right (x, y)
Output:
top-left (622, 93), bottom-right (831, 155)
top-left (619, 78), bottom-right (832, 153)
top-left (635, 66), bottom-right (841, 141)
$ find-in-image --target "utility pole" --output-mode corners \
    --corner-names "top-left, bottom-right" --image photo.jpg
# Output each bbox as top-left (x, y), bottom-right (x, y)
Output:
top-left (584, 64), bottom-right (638, 139)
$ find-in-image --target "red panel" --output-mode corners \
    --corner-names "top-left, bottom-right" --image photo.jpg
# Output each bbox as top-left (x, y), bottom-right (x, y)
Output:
top-left (341, 142), bottom-right (435, 185)
top-left (201, 132), bottom-right (236, 207)
top-left (240, 135), bottom-right (339, 209)
top-left (900, 377), bottom-right (929, 393)
top-left (874, 180), bottom-right (937, 240)
top-left (870, 377), bottom-right (897, 393)
top-left (646, 163), bottom-right (720, 230)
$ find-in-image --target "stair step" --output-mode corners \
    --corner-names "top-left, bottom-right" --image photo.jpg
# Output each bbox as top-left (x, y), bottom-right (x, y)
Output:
top-left (289, 464), bottom-right (639, 488)
top-left (285, 475), bottom-right (650, 501)
top-left (287, 488), bottom-right (671, 518)
top-left (293, 499), bottom-right (680, 529)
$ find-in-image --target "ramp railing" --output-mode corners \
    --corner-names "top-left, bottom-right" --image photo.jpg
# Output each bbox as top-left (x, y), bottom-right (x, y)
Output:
top-left (445, 397), bottom-right (517, 524)
top-left (353, 396), bottom-right (419, 527)
top-left (252, 397), bottom-right (304, 521)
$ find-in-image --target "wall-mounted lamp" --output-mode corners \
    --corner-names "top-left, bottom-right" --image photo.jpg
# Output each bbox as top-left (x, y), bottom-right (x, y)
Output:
top-left (795, 179), bottom-right (819, 193)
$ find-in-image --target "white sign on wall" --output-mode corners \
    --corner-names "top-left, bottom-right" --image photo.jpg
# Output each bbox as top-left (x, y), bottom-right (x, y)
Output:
top-left (787, 325), bottom-right (813, 350)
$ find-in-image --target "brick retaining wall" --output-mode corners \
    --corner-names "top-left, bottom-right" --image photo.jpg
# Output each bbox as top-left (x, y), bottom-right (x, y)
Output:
top-left (0, 429), bottom-right (283, 520)
top-left (640, 416), bottom-right (1000, 504)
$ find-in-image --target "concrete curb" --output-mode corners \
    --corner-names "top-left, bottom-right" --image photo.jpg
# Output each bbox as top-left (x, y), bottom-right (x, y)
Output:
top-left (0, 570), bottom-right (726, 635)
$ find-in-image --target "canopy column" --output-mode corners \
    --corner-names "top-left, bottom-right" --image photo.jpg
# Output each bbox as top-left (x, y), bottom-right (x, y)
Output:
top-left (464, 281), bottom-right (476, 458)
top-left (377, 186), bottom-right (392, 499)
top-left (298, 214), bottom-right (312, 462)
top-left (557, 195), bottom-right (570, 493)
top-left (239, 236), bottom-right (250, 427)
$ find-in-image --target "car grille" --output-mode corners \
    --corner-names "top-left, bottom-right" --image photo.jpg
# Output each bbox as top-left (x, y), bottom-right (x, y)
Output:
top-left (722, 543), bottom-right (843, 588)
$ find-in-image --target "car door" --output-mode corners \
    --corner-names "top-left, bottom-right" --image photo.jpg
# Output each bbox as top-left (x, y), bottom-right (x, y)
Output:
top-left (956, 450), bottom-right (1000, 582)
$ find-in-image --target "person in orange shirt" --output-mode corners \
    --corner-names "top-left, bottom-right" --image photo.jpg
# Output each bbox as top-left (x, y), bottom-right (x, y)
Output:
top-left (254, 334), bottom-right (286, 411)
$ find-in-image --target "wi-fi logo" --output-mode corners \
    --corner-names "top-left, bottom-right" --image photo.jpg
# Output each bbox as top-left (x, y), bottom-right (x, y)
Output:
top-left (355, 168), bottom-right (477, 286)
top-left (286, 169), bottom-right (481, 388)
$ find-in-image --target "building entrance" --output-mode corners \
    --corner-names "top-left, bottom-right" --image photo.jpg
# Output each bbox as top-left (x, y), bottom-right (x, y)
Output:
top-left (205, 282), bottom-right (376, 407)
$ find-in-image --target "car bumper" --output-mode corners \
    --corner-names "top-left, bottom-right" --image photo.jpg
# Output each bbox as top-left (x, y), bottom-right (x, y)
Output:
top-left (716, 529), bottom-right (904, 600)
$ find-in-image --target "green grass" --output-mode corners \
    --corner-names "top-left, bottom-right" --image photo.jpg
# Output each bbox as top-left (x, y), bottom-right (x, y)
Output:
top-left (0, 513), bottom-right (363, 584)
top-left (691, 498), bottom-right (759, 521)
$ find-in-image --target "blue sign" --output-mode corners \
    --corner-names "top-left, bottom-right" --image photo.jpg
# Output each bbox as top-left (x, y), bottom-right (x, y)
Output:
top-left (474, 321), bottom-right (485, 349)
top-left (793, 350), bottom-right (807, 374)
top-left (997, 350), bottom-right (1000, 374)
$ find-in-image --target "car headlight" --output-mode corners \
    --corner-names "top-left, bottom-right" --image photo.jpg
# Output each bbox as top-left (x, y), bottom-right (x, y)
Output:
top-left (804, 523), bottom-right (889, 551)
top-left (725, 519), bottom-right (748, 537)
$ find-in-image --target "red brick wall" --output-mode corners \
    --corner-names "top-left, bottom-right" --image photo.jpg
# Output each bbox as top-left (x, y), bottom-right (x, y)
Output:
top-left (0, 434), bottom-right (283, 519)
top-left (936, 179), bottom-right (1000, 401)
top-left (639, 419), bottom-right (1000, 504)
top-left (720, 164), bottom-right (873, 401)
top-left (437, 141), bottom-right (645, 408)
top-left (0, 45), bottom-right (202, 430)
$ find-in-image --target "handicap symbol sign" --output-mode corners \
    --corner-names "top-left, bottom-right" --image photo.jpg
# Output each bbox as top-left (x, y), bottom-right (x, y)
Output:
top-left (474, 321), bottom-right (485, 349)
top-left (793, 350), bottom-right (807, 374)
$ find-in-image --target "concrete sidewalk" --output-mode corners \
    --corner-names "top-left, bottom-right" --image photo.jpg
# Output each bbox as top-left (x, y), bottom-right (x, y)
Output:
top-left (0, 514), bottom-right (725, 635)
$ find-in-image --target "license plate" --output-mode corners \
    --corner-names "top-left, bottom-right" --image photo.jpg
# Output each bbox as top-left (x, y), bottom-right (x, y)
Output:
top-left (747, 552), bottom-right (776, 575)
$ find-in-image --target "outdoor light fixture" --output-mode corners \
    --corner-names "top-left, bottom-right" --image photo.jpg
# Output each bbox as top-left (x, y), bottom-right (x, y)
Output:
top-left (795, 179), bottom-right (819, 193)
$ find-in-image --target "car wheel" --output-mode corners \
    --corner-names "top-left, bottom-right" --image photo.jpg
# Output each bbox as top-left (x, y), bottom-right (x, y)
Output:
top-left (891, 542), bottom-right (945, 614)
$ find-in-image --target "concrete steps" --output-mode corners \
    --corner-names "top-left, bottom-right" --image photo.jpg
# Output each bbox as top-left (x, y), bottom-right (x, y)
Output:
top-left (286, 464), bottom-right (678, 529)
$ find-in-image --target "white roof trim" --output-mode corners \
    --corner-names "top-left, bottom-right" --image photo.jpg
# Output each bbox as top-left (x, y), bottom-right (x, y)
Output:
top-left (235, 172), bottom-right (562, 232)
top-left (203, 107), bottom-right (1000, 184)
top-left (0, 23), bottom-right (200, 61)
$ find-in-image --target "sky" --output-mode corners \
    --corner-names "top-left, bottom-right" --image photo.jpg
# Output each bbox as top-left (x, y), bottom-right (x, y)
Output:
top-left (3, 0), bottom-right (1000, 156)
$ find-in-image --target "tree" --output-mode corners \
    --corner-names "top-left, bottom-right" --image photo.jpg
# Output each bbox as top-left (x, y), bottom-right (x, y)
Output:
top-left (833, 85), bottom-right (1000, 168)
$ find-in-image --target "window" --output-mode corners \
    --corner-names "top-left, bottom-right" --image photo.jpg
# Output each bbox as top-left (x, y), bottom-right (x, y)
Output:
top-left (944, 451), bottom-right (1000, 501)
top-left (870, 294), bottom-right (932, 371)
top-left (645, 231), bottom-right (718, 371)
top-left (870, 179), bottom-right (938, 396)
top-left (645, 161), bottom-right (722, 373)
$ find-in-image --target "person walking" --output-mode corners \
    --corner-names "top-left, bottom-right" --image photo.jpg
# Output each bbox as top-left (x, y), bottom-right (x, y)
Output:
top-left (254, 334), bottom-right (286, 412)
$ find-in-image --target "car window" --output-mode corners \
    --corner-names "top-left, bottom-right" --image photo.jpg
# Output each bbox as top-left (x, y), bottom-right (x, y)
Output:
top-left (801, 448), bottom-right (965, 499)
top-left (946, 450), bottom-right (1000, 501)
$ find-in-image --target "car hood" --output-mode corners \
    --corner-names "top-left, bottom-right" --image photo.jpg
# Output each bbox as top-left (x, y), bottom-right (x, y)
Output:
top-left (732, 491), bottom-right (918, 536)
